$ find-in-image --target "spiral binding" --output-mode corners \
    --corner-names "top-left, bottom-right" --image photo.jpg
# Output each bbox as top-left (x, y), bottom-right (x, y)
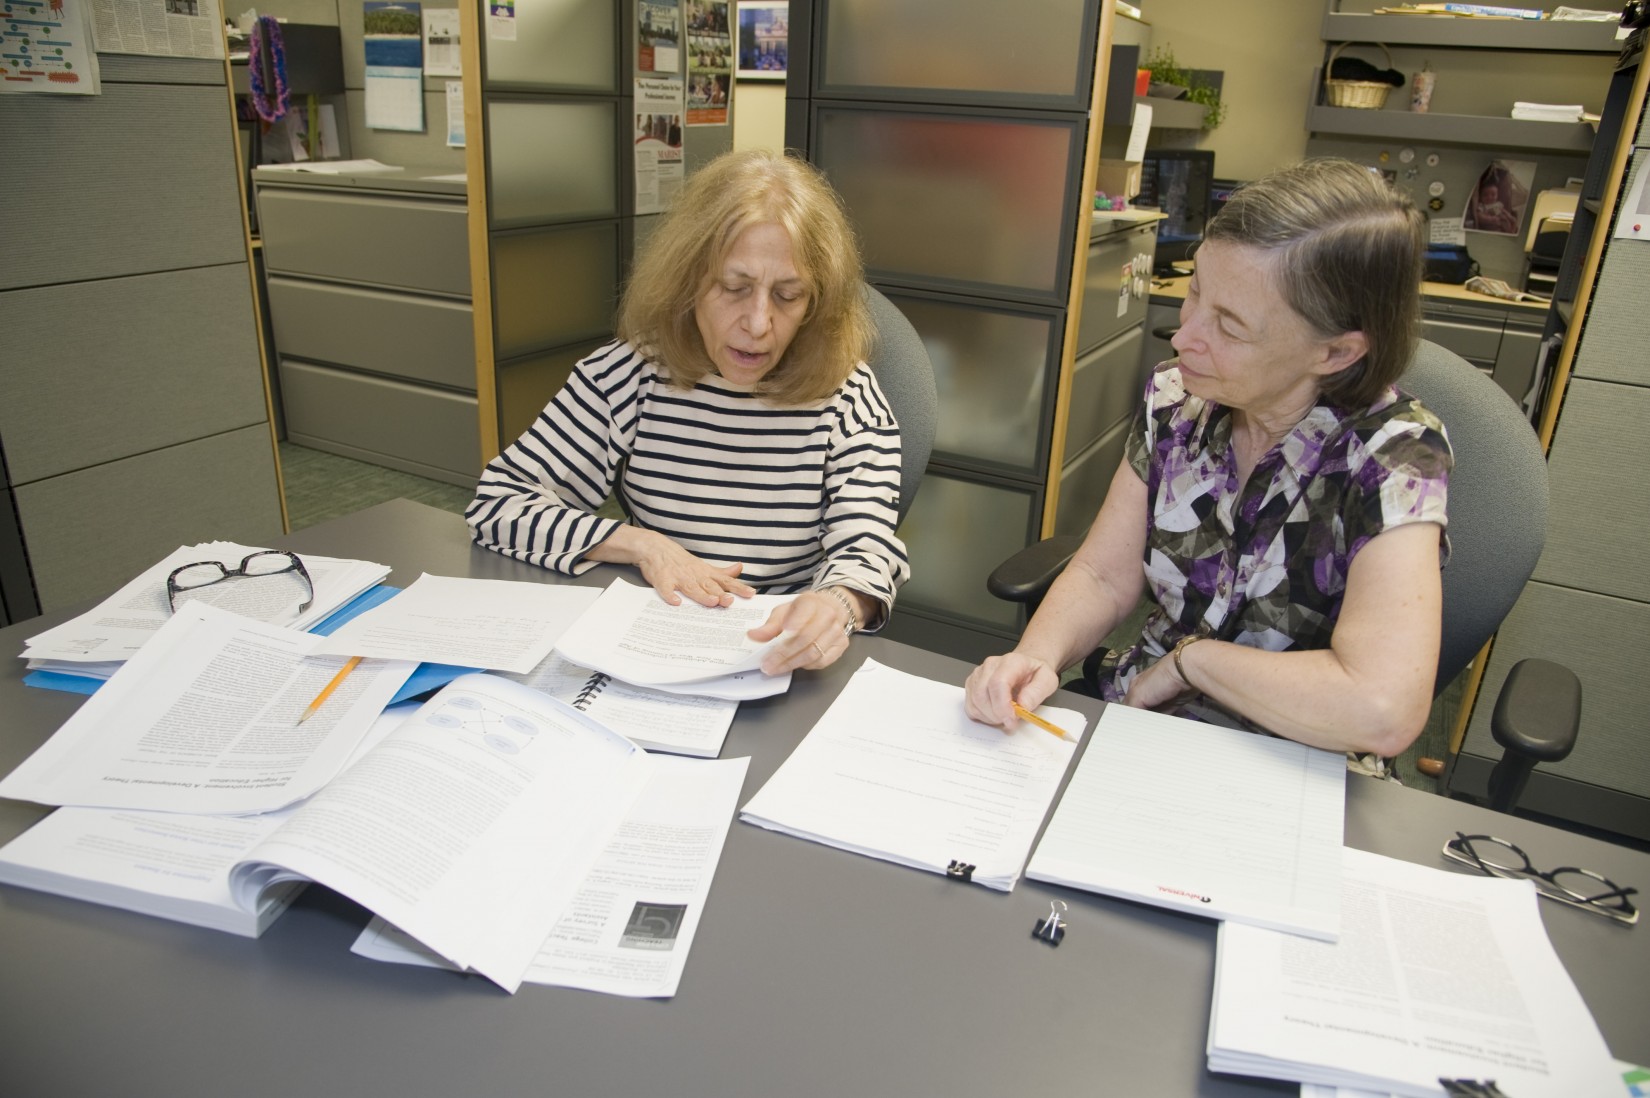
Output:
top-left (572, 672), bottom-right (611, 710)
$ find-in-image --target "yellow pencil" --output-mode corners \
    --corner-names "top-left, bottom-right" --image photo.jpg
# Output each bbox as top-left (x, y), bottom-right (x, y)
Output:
top-left (296, 655), bottom-right (363, 725)
top-left (1012, 702), bottom-right (1070, 742)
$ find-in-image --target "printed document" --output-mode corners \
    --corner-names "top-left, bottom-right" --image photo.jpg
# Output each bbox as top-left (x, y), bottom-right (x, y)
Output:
top-left (309, 573), bottom-right (601, 673)
top-left (1027, 704), bottom-right (1345, 940)
top-left (227, 674), bottom-right (652, 992)
top-left (351, 753), bottom-right (748, 998)
top-left (1209, 847), bottom-right (1620, 1097)
top-left (22, 542), bottom-right (390, 668)
top-left (739, 659), bottom-right (1086, 891)
top-left (553, 577), bottom-right (793, 700)
top-left (0, 604), bottom-right (414, 815)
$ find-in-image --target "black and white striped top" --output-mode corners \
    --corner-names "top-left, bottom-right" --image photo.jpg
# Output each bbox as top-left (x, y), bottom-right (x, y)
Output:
top-left (466, 340), bottom-right (910, 622)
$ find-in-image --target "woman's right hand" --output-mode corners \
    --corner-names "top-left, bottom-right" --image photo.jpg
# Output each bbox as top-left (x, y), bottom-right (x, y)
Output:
top-left (964, 652), bottom-right (1061, 732)
top-left (590, 526), bottom-right (755, 607)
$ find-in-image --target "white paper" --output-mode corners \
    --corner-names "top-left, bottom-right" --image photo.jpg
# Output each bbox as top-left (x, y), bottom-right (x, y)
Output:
top-left (739, 660), bottom-right (1085, 891)
top-left (311, 573), bottom-right (600, 674)
top-left (319, 103), bottom-right (341, 158)
top-left (496, 653), bottom-right (737, 757)
top-left (1613, 154), bottom-right (1650, 242)
top-left (229, 674), bottom-right (651, 992)
top-left (1210, 848), bottom-right (1620, 1098)
top-left (553, 577), bottom-right (792, 698)
top-left (22, 542), bottom-right (389, 666)
top-left (1028, 704), bottom-right (1345, 940)
top-left (89, 0), bottom-right (224, 59)
top-left (422, 7), bottom-right (461, 76)
top-left (352, 753), bottom-right (748, 998)
top-left (1125, 101), bottom-right (1152, 162)
top-left (1427, 216), bottom-right (1467, 246)
top-left (444, 79), bottom-right (464, 147)
top-left (0, 604), bottom-right (416, 815)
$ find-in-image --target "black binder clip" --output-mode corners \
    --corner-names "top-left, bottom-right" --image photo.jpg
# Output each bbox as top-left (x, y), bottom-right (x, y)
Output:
top-left (1440, 1081), bottom-right (1507, 1098)
top-left (1033, 901), bottom-right (1068, 946)
top-left (945, 860), bottom-right (975, 882)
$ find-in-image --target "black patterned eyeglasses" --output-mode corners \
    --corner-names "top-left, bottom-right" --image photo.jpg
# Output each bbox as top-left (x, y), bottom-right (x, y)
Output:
top-left (1443, 832), bottom-right (1638, 926)
top-left (166, 551), bottom-right (314, 619)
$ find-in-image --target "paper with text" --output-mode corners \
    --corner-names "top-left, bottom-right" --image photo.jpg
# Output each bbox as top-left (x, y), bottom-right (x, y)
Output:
top-left (738, 659), bottom-right (1085, 891)
top-left (309, 574), bottom-right (601, 673)
top-left (553, 577), bottom-right (792, 699)
top-left (0, 604), bottom-right (414, 815)
top-left (351, 752), bottom-right (748, 997)
top-left (1028, 704), bottom-right (1345, 940)
top-left (1210, 847), bottom-right (1619, 1097)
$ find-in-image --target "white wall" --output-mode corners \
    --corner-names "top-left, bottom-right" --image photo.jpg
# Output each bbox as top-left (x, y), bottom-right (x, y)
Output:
top-left (733, 78), bottom-right (787, 153)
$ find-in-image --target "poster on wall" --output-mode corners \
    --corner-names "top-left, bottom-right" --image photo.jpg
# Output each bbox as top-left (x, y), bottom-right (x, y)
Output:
top-left (486, 0), bottom-right (515, 42)
top-left (634, 77), bottom-right (685, 215)
top-left (88, 0), bottom-right (223, 59)
top-left (363, 1), bottom-right (426, 132)
top-left (423, 7), bottom-right (460, 77)
top-left (685, 0), bottom-right (729, 125)
top-left (735, 0), bottom-right (785, 80)
top-left (1463, 158), bottom-right (1534, 237)
top-left (638, 1), bottom-right (679, 74)
top-left (0, 0), bottom-right (100, 94)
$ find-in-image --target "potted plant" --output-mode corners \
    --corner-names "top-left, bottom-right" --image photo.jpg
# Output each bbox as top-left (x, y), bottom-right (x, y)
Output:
top-left (1143, 44), bottom-right (1226, 130)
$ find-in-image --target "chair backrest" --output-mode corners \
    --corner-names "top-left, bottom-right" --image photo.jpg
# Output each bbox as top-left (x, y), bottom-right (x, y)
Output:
top-left (862, 285), bottom-right (937, 524)
top-left (1398, 340), bottom-right (1548, 691)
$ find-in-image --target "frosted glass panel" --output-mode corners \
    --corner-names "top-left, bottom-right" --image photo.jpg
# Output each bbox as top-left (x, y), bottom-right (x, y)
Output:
top-left (821, 0), bottom-right (1090, 102)
top-left (897, 473), bottom-right (1033, 629)
top-left (496, 341), bottom-right (606, 448)
top-left (492, 223), bottom-right (618, 358)
top-left (484, 0), bottom-right (616, 91)
top-left (817, 110), bottom-right (1077, 297)
top-left (886, 294), bottom-right (1053, 471)
top-left (488, 100), bottom-right (617, 227)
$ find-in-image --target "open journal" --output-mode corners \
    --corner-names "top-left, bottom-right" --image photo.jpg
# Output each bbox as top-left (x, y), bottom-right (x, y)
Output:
top-left (739, 659), bottom-right (1086, 891)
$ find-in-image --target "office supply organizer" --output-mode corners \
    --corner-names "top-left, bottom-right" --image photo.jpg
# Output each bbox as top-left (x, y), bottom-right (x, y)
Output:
top-left (1324, 43), bottom-right (1396, 109)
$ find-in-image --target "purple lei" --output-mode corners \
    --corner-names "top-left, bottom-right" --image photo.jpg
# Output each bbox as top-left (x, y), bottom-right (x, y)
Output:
top-left (248, 16), bottom-right (290, 123)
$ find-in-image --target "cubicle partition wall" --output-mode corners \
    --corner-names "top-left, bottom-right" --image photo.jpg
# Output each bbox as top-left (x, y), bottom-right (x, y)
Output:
top-left (787, 0), bottom-right (1110, 653)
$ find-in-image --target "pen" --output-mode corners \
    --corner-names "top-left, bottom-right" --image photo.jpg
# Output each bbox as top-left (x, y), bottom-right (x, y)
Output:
top-left (1012, 702), bottom-right (1070, 742)
top-left (296, 655), bottom-right (363, 725)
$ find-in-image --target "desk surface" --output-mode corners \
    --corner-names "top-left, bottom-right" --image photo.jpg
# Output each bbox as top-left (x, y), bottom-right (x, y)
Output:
top-left (2, 500), bottom-right (1645, 1098)
top-left (1149, 271), bottom-right (1550, 314)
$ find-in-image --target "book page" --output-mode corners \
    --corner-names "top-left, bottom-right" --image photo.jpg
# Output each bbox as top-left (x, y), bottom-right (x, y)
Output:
top-left (0, 604), bottom-right (415, 815)
top-left (1210, 847), bottom-right (1620, 1097)
top-left (1027, 704), bottom-right (1345, 940)
top-left (553, 578), bottom-right (793, 695)
top-left (739, 659), bottom-right (1086, 891)
top-left (308, 573), bottom-right (602, 673)
top-left (497, 653), bottom-right (737, 757)
top-left (230, 674), bottom-right (653, 992)
top-left (352, 753), bottom-right (749, 998)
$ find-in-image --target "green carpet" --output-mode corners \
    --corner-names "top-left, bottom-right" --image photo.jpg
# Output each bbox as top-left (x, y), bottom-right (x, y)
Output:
top-left (278, 443), bottom-right (475, 532)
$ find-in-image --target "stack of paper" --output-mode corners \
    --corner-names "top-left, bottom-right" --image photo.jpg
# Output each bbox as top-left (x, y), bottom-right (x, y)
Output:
top-left (1208, 847), bottom-right (1620, 1096)
top-left (553, 577), bottom-right (794, 701)
top-left (1027, 705), bottom-right (1346, 940)
top-left (739, 659), bottom-right (1086, 891)
top-left (21, 542), bottom-right (390, 680)
top-left (1512, 101), bottom-right (1586, 122)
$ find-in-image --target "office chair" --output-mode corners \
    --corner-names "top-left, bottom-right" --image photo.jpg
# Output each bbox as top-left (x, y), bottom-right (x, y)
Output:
top-left (862, 285), bottom-right (937, 524)
top-left (985, 340), bottom-right (1580, 810)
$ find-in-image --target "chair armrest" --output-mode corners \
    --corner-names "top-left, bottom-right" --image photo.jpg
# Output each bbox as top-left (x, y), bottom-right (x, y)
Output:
top-left (1491, 658), bottom-right (1581, 763)
top-left (986, 535), bottom-right (1083, 605)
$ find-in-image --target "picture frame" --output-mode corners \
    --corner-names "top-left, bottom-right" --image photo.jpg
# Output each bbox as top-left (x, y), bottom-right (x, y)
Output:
top-left (736, 1), bottom-right (788, 80)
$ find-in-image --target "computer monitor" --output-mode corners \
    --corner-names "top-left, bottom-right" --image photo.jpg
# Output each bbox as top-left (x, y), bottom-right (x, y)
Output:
top-left (1137, 149), bottom-right (1216, 277)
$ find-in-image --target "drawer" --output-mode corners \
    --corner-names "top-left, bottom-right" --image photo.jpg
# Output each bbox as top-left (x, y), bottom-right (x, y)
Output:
top-left (267, 277), bottom-right (475, 391)
top-left (1077, 223), bottom-right (1155, 354)
top-left (1063, 324), bottom-right (1143, 464)
top-left (1055, 418), bottom-right (1129, 539)
top-left (1419, 316), bottom-right (1501, 367)
top-left (279, 360), bottom-right (480, 484)
top-left (257, 187), bottom-right (469, 295)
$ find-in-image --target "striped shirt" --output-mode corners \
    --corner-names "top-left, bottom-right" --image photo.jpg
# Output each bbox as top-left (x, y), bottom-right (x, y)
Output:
top-left (466, 340), bottom-right (910, 623)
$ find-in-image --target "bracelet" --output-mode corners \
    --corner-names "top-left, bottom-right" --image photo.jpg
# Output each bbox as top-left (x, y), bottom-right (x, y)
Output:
top-left (819, 587), bottom-right (859, 636)
top-left (1170, 634), bottom-right (1205, 691)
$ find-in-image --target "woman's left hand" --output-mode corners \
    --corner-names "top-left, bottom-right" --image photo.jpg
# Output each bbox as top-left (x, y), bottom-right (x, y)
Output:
top-left (747, 588), bottom-right (866, 675)
top-left (1122, 648), bottom-right (1195, 712)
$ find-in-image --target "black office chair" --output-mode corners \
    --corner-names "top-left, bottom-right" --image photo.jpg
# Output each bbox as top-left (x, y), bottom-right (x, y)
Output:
top-left (985, 340), bottom-right (1580, 810)
top-left (862, 285), bottom-right (937, 524)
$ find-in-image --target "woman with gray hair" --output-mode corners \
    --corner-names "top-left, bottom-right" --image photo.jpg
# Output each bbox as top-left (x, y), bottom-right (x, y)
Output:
top-left (468, 149), bottom-right (907, 676)
top-left (966, 159), bottom-right (1451, 770)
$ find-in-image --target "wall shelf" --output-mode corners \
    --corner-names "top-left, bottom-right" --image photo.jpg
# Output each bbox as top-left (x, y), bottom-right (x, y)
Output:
top-left (1307, 104), bottom-right (1596, 151)
top-left (1321, 12), bottom-right (1620, 53)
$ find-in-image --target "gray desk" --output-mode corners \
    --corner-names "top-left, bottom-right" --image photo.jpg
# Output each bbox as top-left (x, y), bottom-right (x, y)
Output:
top-left (2, 500), bottom-right (1645, 1097)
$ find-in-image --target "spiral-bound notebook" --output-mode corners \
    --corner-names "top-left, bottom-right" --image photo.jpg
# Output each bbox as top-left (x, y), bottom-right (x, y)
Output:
top-left (499, 654), bottom-right (738, 758)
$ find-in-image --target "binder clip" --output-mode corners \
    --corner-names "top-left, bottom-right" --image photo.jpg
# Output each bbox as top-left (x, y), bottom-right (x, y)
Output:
top-left (945, 860), bottom-right (975, 882)
top-left (1033, 901), bottom-right (1068, 947)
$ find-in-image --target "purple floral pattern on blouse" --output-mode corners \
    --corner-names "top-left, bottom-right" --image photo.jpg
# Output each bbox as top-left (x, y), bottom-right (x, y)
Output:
top-left (1100, 364), bottom-right (1453, 738)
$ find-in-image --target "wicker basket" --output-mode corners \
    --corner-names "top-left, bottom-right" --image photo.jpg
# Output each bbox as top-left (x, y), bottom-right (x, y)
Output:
top-left (1324, 42), bottom-right (1394, 110)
